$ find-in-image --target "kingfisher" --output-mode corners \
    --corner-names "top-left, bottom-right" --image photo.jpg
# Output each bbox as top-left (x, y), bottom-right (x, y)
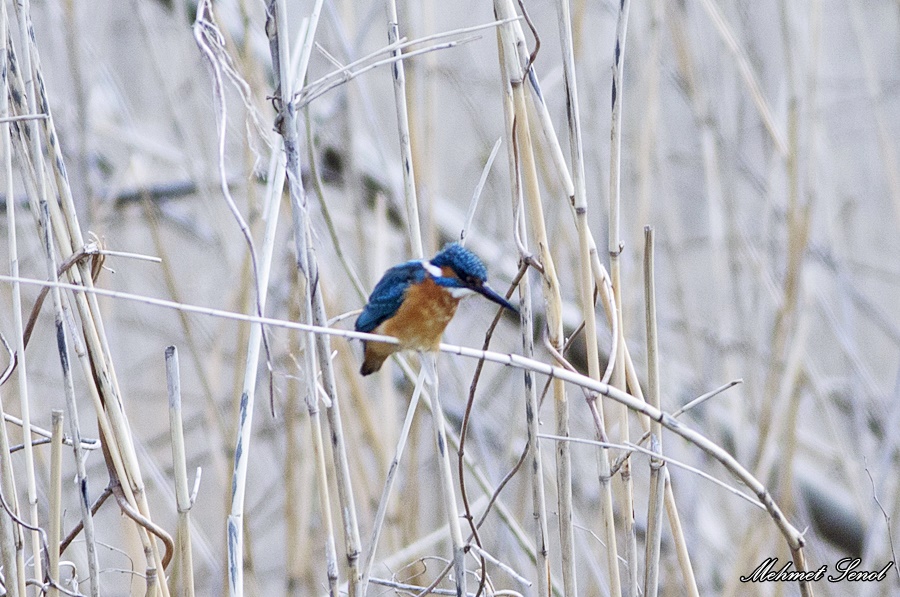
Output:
top-left (355, 242), bottom-right (518, 375)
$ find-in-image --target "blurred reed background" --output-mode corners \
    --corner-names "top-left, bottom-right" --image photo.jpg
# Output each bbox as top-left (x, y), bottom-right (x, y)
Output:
top-left (0, 0), bottom-right (898, 595)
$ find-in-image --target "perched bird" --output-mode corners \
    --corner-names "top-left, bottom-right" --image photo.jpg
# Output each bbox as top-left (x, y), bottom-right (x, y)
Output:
top-left (355, 243), bottom-right (518, 375)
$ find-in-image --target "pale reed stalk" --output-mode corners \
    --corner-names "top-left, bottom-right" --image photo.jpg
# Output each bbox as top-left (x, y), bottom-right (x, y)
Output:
top-left (495, 30), bottom-right (551, 597)
top-left (608, 1), bottom-right (637, 594)
top-left (0, 5), bottom-right (22, 592)
top-left (48, 410), bottom-right (64, 597)
top-left (382, 0), bottom-right (466, 593)
top-left (166, 347), bottom-right (196, 597)
top-left (642, 228), bottom-right (663, 597)
top-left (496, 1), bottom-right (576, 591)
top-left (265, 2), bottom-right (340, 596)
top-left (555, 0), bottom-right (621, 593)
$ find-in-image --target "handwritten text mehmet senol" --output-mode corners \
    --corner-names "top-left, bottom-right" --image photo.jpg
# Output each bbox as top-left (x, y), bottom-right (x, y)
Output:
top-left (741, 557), bottom-right (895, 583)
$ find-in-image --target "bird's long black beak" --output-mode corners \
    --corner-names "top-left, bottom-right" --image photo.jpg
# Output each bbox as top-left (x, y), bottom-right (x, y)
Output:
top-left (474, 282), bottom-right (519, 314)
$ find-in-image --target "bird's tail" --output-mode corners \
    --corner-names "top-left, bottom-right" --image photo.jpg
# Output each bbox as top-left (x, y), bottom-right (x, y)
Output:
top-left (360, 341), bottom-right (394, 376)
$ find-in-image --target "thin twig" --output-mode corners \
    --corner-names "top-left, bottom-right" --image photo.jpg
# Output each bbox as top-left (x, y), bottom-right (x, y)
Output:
top-left (459, 138), bottom-right (503, 248)
top-left (193, 0), bottom-right (275, 410)
top-left (294, 16), bottom-right (521, 110)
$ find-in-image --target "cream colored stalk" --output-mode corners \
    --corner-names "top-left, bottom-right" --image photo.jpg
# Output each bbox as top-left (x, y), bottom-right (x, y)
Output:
top-left (608, 1), bottom-right (638, 595)
top-left (39, 201), bottom-right (100, 595)
top-left (386, 0), bottom-right (423, 258)
top-left (310, 250), bottom-right (363, 597)
top-left (496, 0), bottom-right (576, 592)
top-left (360, 368), bottom-right (427, 593)
top-left (11, 6), bottom-right (171, 588)
top-left (495, 29), bottom-right (551, 597)
top-left (0, 367), bottom-right (22, 597)
top-left (10, 1), bottom-right (47, 584)
top-left (642, 228), bottom-right (664, 597)
top-left (555, 0), bottom-right (622, 593)
top-left (48, 410), bottom-right (63, 597)
top-left (0, 5), bottom-right (22, 593)
top-left (382, 0), bottom-right (467, 593)
top-left (166, 347), bottom-right (196, 597)
top-left (264, 2), bottom-right (340, 596)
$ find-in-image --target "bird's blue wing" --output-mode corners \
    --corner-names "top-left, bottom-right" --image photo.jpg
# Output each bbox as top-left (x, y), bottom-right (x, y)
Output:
top-left (355, 261), bottom-right (426, 333)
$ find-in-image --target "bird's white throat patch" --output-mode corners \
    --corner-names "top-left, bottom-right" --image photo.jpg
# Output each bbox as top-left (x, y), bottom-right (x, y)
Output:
top-left (421, 260), bottom-right (442, 277)
top-left (447, 287), bottom-right (476, 298)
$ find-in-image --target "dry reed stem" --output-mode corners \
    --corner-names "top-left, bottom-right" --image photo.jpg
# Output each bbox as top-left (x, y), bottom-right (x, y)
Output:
top-left (503, 9), bottom-right (574, 198)
top-left (360, 367), bottom-right (427, 593)
top-left (622, 335), bottom-right (700, 596)
top-left (166, 347), bottom-right (196, 597)
top-left (643, 228), bottom-right (661, 456)
top-left (455, 267), bottom-right (528, 595)
top-left (298, 36), bottom-right (478, 112)
top-left (495, 26), bottom-right (551, 597)
top-left (193, 0), bottom-right (273, 414)
top-left (284, 285), bottom-right (308, 595)
top-left (547, 435), bottom-right (761, 509)
top-left (311, 248), bottom-right (362, 597)
top-left (484, 17), bottom-right (629, 589)
top-left (39, 201), bottom-right (100, 595)
top-left (288, 2), bottom-right (364, 594)
top-left (381, 2), bottom-right (467, 594)
top-left (555, 0), bottom-right (621, 593)
top-left (307, 403), bottom-right (339, 596)
top-left (385, 0), bottom-right (423, 260)
top-left (221, 50), bottom-right (286, 597)
top-left (14, 9), bottom-right (170, 587)
top-left (607, 1), bottom-right (638, 595)
top-left (497, 1), bottom-right (576, 592)
top-left (0, 349), bottom-right (22, 597)
top-left (266, 2), bottom-right (342, 596)
top-left (0, 7), bottom-right (23, 594)
top-left (48, 410), bottom-right (64, 597)
top-left (643, 435), bottom-right (665, 597)
top-left (642, 228), bottom-right (662, 597)
top-left (219, 0), bottom-right (295, 591)
top-left (9, 2), bottom-right (46, 583)
top-left (405, 0), bottom-right (437, 255)
top-left (423, 355), bottom-right (467, 597)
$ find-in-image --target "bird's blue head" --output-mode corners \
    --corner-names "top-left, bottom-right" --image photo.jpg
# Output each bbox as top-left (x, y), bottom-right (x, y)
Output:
top-left (430, 243), bottom-right (488, 284)
top-left (429, 243), bottom-right (518, 313)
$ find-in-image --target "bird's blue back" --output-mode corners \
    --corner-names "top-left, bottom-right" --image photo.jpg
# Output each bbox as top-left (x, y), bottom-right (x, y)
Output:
top-left (354, 261), bottom-right (427, 333)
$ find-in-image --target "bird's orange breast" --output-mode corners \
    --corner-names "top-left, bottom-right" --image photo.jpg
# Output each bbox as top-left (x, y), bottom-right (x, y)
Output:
top-left (377, 277), bottom-right (461, 350)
